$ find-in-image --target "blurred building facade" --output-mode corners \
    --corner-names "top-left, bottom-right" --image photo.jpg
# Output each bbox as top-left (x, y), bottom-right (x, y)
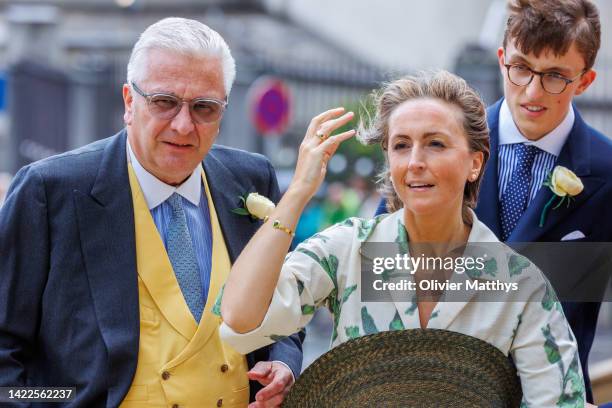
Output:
top-left (0, 0), bottom-right (385, 179)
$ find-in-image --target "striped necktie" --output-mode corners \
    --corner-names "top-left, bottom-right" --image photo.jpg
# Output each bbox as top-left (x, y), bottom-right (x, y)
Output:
top-left (166, 193), bottom-right (204, 323)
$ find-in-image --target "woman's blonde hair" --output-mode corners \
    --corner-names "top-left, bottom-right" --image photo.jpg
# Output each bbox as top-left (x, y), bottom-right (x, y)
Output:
top-left (358, 71), bottom-right (490, 224)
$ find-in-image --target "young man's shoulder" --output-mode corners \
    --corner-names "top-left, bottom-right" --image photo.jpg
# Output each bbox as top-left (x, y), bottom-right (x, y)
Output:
top-left (585, 123), bottom-right (612, 175)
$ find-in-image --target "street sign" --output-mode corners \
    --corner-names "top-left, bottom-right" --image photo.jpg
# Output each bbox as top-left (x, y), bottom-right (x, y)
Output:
top-left (248, 76), bottom-right (291, 136)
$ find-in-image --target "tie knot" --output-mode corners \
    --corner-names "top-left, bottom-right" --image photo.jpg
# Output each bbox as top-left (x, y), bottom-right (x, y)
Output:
top-left (167, 193), bottom-right (183, 212)
top-left (516, 143), bottom-right (540, 161)
top-left (515, 143), bottom-right (539, 164)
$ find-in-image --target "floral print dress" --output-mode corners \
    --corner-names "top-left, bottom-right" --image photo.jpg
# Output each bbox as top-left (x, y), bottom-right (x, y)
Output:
top-left (216, 210), bottom-right (585, 407)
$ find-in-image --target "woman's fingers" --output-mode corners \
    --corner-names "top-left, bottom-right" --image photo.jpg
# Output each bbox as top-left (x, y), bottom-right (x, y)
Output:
top-left (312, 107), bottom-right (346, 127)
top-left (315, 111), bottom-right (355, 141)
top-left (320, 129), bottom-right (356, 153)
top-left (306, 107), bottom-right (346, 138)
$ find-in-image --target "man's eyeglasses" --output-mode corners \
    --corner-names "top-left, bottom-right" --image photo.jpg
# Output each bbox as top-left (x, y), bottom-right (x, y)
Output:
top-left (130, 82), bottom-right (227, 124)
top-left (504, 63), bottom-right (585, 95)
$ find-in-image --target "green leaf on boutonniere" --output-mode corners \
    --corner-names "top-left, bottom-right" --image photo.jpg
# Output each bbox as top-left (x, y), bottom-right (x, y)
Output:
top-left (539, 166), bottom-right (583, 228)
top-left (230, 208), bottom-right (250, 216)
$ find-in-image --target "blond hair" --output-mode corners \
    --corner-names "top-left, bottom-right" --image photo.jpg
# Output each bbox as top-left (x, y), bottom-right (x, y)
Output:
top-left (358, 71), bottom-right (489, 224)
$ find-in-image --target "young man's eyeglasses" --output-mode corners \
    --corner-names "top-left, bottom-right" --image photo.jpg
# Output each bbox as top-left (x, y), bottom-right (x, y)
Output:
top-left (130, 82), bottom-right (227, 124)
top-left (504, 63), bottom-right (585, 95)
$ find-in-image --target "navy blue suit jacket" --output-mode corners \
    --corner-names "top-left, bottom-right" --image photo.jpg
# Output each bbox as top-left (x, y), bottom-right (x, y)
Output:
top-left (0, 131), bottom-right (303, 407)
top-left (375, 100), bottom-right (612, 403)
top-left (478, 100), bottom-right (612, 403)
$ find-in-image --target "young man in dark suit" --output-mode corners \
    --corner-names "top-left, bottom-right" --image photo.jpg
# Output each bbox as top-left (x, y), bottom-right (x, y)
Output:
top-left (485, 1), bottom-right (611, 404)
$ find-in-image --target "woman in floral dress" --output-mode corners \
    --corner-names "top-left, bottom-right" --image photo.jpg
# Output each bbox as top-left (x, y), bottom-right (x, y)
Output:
top-left (217, 71), bottom-right (585, 407)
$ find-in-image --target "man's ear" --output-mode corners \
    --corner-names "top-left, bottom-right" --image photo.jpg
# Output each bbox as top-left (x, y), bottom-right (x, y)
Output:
top-left (123, 83), bottom-right (134, 125)
top-left (497, 47), bottom-right (506, 74)
top-left (574, 69), bottom-right (596, 96)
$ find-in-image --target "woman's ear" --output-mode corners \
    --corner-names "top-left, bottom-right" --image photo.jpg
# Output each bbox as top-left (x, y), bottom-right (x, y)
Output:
top-left (470, 151), bottom-right (484, 180)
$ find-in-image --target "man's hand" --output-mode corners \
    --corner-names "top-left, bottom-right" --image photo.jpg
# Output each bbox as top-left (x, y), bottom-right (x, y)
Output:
top-left (248, 361), bottom-right (295, 408)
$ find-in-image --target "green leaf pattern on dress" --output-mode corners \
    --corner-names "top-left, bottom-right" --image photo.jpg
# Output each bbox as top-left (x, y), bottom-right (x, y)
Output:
top-left (301, 304), bottom-right (315, 315)
top-left (542, 284), bottom-right (556, 311)
top-left (395, 220), bottom-right (409, 255)
top-left (556, 352), bottom-right (583, 407)
top-left (512, 313), bottom-right (523, 339)
top-left (541, 324), bottom-right (585, 407)
top-left (542, 324), bottom-right (562, 365)
top-left (405, 298), bottom-right (418, 316)
top-left (541, 282), bottom-right (563, 313)
top-left (357, 218), bottom-right (381, 241)
top-left (509, 254), bottom-right (531, 276)
top-left (361, 306), bottom-right (379, 335)
top-left (483, 258), bottom-right (498, 277)
top-left (345, 326), bottom-right (360, 339)
top-left (296, 247), bottom-right (341, 340)
top-left (342, 284), bottom-right (358, 304)
top-left (389, 311), bottom-right (405, 331)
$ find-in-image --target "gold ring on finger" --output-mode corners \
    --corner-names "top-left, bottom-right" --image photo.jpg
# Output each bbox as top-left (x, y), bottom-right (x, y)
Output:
top-left (316, 130), bottom-right (328, 141)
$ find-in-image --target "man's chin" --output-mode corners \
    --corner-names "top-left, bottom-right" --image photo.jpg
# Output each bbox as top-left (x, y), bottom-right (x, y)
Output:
top-left (514, 117), bottom-right (550, 141)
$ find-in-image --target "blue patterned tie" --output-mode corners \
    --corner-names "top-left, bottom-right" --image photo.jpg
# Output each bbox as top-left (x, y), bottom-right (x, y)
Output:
top-left (500, 144), bottom-right (539, 241)
top-left (166, 193), bottom-right (204, 323)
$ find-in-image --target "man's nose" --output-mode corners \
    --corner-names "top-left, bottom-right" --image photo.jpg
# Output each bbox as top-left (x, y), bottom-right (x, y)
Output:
top-left (525, 75), bottom-right (546, 100)
top-left (170, 102), bottom-right (196, 134)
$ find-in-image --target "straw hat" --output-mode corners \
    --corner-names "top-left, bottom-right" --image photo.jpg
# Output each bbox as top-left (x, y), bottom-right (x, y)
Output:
top-left (284, 329), bottom-right (522, 407)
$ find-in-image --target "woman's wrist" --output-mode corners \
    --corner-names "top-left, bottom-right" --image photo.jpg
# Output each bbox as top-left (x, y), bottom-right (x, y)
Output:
top-left (284, 183), bottom-right (314, 209)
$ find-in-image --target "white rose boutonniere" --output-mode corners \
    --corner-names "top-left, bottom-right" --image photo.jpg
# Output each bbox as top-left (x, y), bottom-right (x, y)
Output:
top-left (231, 192), bottom-right (275, 220)
top-left (539, 166), bottom-right (584, 227)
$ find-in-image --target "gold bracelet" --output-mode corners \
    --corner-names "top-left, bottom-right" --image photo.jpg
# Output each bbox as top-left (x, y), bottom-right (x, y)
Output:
top-left (269, 218), bottom-right (295, 237)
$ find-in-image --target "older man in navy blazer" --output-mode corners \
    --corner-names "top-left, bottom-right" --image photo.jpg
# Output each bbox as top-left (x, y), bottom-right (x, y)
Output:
top-left (377, 1), bottom-right (611, 405)
top-left (0, 18), bottom-right (302, 407)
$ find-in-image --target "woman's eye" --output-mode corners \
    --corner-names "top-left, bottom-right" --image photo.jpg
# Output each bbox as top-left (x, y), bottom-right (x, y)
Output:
top-left (393, 142), bottom-right (408, 150)
top-left (430, 140), bottom-right (445, 148)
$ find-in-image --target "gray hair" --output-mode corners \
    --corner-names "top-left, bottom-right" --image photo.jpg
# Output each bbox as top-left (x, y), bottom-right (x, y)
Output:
top-left (126, 17), bottom-right (236, 95)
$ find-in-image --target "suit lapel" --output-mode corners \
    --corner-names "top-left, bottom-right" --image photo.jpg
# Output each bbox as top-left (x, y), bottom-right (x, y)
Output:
top-left (476, 100), bottom-right (502, 238)
top-left (203, 149), bottom-right (259, 264)
top-left (508, 108), bottom-right (604, 242)
top-left (202, 149), bottom-right (262, 368)
top-left (73, 130), bottom-right (139, 406)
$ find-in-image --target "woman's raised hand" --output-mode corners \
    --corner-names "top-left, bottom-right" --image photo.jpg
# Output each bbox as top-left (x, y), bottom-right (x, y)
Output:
top-left (288, 107), bottom-right (356, 202)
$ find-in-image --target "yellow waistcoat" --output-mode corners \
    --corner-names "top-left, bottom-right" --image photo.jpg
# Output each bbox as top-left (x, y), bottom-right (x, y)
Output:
top-left (121, 165), bottom-right (249, 408)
